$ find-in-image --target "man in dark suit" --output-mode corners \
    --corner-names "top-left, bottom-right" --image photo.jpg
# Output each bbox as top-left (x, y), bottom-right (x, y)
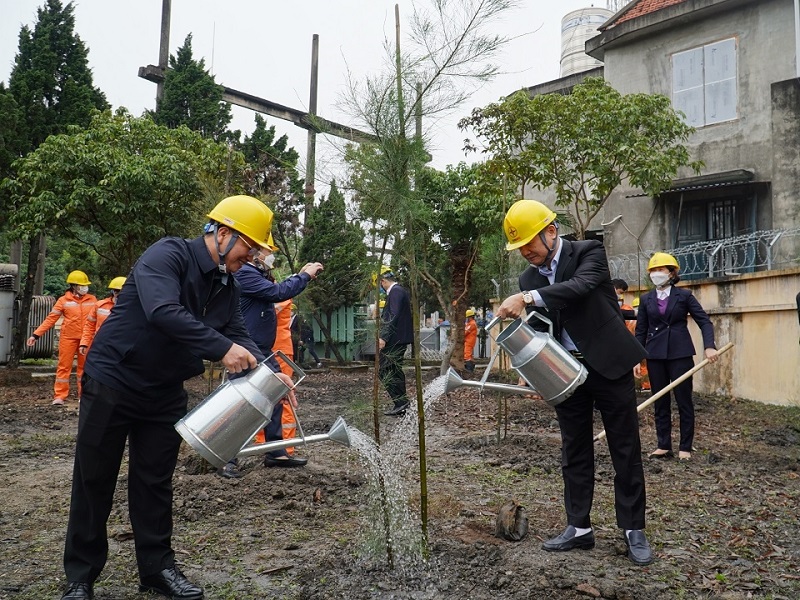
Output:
top-left (378, 268), bottom-right (413, 416)
top-left (496, 200), bottom-right (653, 566)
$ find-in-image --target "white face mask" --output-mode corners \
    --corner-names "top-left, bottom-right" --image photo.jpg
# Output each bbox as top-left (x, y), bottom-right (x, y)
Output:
top-left (76, 285), bottom-right (89, 296)
top-left (261, 254), bottom-right (276, 269)
top-left (649, 272), bottom-right (670, 287)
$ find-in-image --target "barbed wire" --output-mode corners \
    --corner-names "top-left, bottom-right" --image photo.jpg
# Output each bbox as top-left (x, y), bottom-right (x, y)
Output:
top-left (608, 227), bottom-right (800, 282)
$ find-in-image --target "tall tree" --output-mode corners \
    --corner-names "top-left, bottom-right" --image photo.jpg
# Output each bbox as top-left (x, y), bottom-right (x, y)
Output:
top-left (298, 181), bottom-right (367, 362)
top-left (0, 84), bottom-right (24, 225)
top-left (7, 0), bottom-right (108, 155)
top-left (460, 77), bottom-right (702, 239)
top-left (237, 114), bottom-right (304, 271)
top-left (151, 33), bottom-right (233, 142)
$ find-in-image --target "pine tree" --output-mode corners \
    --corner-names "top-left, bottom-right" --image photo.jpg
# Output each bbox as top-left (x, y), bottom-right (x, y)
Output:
top-left (7, 0), bottom-right (108, 155)
top-left (299, 180), bottom-right (368, 362)
top-left (152, 34), bottom-right (232, 141)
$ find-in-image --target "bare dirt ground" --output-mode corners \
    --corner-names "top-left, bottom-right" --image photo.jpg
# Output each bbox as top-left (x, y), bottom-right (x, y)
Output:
top-left (1, 364), bottom-right (799, 600)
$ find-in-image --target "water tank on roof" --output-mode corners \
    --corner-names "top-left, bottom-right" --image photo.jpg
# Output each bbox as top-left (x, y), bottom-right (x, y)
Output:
top-left (560, 7), bottom-right (614, 77)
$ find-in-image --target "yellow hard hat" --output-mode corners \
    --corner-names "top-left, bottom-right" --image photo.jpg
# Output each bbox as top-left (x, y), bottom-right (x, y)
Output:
top-left (632, 297), bottom-right (640, 308)
top-left (107, 277), bottom-right (126, 290)
top-left (371, 265), bottom-right (394, 286)
top-left (66, 270), bottom-right (91, 285)
top-left (648, 252), bottom-right (679, 271)
top-left (379, 300), bottom-right (386, 308)
top-left (267, 232), bottom-right (279, 252)
top-left (465, 309), bottom-right (475, 317)
top-left (503, 200), bottom-right (557, 251)
top-left (207, 195), bottom-right (273, 248)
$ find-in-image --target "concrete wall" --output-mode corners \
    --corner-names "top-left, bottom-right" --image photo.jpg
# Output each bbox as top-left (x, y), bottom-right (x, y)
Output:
top-left (625, 267), bottom-right (800, 406)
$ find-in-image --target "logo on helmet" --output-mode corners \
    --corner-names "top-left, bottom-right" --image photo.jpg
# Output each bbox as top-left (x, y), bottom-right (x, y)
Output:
top-left (508, 226), bottom-right (518, 239)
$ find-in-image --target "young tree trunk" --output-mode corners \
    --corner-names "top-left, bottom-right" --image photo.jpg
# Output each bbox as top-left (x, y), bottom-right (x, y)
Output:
top-left (7, 235), bottom-right (44, 369)
top-left (446, 240), bottom-right (474, 373)
top-left (314, 311), bottom-right (345, 364)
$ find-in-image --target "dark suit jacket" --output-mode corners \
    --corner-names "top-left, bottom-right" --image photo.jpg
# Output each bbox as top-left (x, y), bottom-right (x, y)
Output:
top-left (380, 282), bottom-right (413, 346)
top-left (634, 285), bottom-right (715, 360)
top-left (519, 239), bottom-right (646, 380)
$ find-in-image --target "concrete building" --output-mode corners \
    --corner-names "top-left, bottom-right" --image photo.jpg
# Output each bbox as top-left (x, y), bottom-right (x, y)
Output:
top-left (514, 0), bottom-right (800, 405)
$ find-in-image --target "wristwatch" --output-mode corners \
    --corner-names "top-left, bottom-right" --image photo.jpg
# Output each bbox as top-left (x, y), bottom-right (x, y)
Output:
top-left (522, 291), bottom-right (534, 305)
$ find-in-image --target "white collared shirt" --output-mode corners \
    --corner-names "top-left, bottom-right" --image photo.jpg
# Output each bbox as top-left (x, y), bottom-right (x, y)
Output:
top-left (656, 286), bottom-right (671, 301)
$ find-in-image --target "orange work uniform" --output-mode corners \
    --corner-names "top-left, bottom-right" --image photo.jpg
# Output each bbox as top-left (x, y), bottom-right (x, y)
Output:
top-left (271, 299), bottom-right (298, 451)
top-left (33, 290), bottom-right (97, 401)
top-left (464, 317), bottom-right (477, 362)
top-left (80, 296), bottom-right (115, 350)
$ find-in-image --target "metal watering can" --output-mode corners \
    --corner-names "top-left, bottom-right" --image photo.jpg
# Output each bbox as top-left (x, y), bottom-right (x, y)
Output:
top-left (445, 311), bottom-right (587, 407)
top-left (175, 352), bottom-right (351, 468)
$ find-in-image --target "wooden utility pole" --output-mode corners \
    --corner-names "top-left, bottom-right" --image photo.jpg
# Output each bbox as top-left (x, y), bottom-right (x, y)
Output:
top-left (139, 2), bottom-right (376, 213)
top-left (304, 34), bottom-right (320, 218)
top-left (156, 0), bottom-right (171, 104)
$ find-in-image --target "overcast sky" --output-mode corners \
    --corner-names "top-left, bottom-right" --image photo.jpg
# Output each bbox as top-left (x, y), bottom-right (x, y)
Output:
top-left (1, 0), bottom-right (613, 193)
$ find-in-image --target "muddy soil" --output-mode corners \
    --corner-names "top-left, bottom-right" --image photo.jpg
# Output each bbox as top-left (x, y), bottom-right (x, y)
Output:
top-left (1, 365), bottom-right (799, 600)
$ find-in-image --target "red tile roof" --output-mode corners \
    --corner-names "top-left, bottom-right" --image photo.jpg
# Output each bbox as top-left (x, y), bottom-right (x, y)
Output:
top-left (607, 0), bottom-right (690, 28)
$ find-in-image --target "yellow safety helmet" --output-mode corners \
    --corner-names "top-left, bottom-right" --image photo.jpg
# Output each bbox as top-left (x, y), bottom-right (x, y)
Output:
top-left (266, 232), bottom-right (279, 252)
top-left (371, 265), bottom-right (394, 286)
top-left (107, 276), bottom-right (126, 290)
top-left (503, 200), bottom-right (558, 251)
top-left (465, 309), bottom-right (475, 317)
top-left (632, 297), bottom-right (640, 308)
top-left (66, 270), bottom-right (91, 285)
top-left (379, 300), bottom-right (386, 308)
top-left (207, 195), bottom-right (273, 248)
top-left (648, 252), bottom-right (679, 271)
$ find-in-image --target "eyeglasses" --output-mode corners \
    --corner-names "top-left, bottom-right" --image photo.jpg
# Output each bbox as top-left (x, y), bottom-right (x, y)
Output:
top-left (238, 235), bottom-right (259, 258)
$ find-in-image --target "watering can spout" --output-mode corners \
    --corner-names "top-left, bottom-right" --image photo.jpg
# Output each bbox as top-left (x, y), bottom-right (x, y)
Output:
top-left (444, 367), bottom-right (538, 396)
top-left (236, 416), bottom-right (351, 459)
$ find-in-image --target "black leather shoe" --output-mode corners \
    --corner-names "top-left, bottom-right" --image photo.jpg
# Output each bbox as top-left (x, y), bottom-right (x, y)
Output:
top-left (624, 529), bottom-right (654, 566)
top-left (139, 566), bottom-right (203, 599)
top-left (383, 401), bottom-right (409, 416)
top-left (217, 461), bottom-right (243, 479)
top-left (542, 525), bottom-right (595, 552)
top-left (61, 582), bottom-right (93, 599)
top-left (263, 455), bottom-right (308, 468)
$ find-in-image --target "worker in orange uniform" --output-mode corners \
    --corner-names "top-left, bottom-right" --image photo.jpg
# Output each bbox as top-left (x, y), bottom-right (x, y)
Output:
top-left (27, 270), bottom-right (97, 405)
top-left (79, 277), bottom-right (126, 355)
top-left (272, 300), bottom-right (299, 453)
top-left (463, 308), bottom-right (478, 373)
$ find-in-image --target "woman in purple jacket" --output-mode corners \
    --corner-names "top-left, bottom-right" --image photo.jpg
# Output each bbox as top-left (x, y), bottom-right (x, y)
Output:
top-left (634, 252), bottom-right (718, 461)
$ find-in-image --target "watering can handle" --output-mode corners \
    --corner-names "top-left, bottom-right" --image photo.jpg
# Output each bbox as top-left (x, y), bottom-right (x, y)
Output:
top-left (269, 350), bottom-right (307, 386)
top-left (485, 308), bottom-right (554, 336)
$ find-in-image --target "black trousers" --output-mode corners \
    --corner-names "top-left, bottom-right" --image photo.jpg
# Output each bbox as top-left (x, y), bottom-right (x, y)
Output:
top-left (647, 357), bottom-right (695, 452)
top-left (64, 376), bottom-right (186, 583)
top-left (379, 344), bottom-right (408, 405)
top-left (554, 364), bottom-right (646, 530)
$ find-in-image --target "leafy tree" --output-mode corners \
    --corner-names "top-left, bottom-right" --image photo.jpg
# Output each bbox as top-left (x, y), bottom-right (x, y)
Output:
top-left (298, 181), bottom-right (368, 363)
top-left (0, 84), bottom-right (24, 225)
top-left (6, 109), bottom-right (238, 271)
top-left (460, 77), bottom-right (702, 239)
top-left (151, 34), bottom-right (232, 142)
top-left (7, 0), bottom-right (108, 155)
top-left (237, 114), bottom-right (304, 270)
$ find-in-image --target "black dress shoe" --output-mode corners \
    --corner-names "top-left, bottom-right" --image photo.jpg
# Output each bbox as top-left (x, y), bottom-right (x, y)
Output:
top-left (139, 566), bottom-right (203, 599)
top-left (263, 455), bottom-right (308, 468)
top-left (542, 525), bottom-right (595, 552)
top-left (383, 401), bottom-right (410, 416)
top-left (61, 582), bottom-right (93, 600)
top-left (624, 529), bottom-right (654, 566)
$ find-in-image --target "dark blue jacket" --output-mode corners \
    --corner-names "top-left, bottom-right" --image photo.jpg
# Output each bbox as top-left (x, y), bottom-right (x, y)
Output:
top-left (519, 239), bottom-right (646, 380)
top-left (85, 236), bottom-right (262, 396)
top-left (234, 262), bottom-right (312, 355)
top-left (635, 285), bottom-right (716, 360)
top-left (380, 282), bottom-right (413, 346)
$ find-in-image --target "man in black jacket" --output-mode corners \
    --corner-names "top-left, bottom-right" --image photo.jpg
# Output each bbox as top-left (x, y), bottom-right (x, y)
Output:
top-left (496, 199), bottom-right (653, 566)
top-left (377, 267), bottom-right (413, 416)
top-left (59, 195), bottom-right (295, 600)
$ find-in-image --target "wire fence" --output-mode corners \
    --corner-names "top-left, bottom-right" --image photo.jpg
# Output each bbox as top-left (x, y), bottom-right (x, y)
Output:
top-left (608, 227), bottom-right (800, 284)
